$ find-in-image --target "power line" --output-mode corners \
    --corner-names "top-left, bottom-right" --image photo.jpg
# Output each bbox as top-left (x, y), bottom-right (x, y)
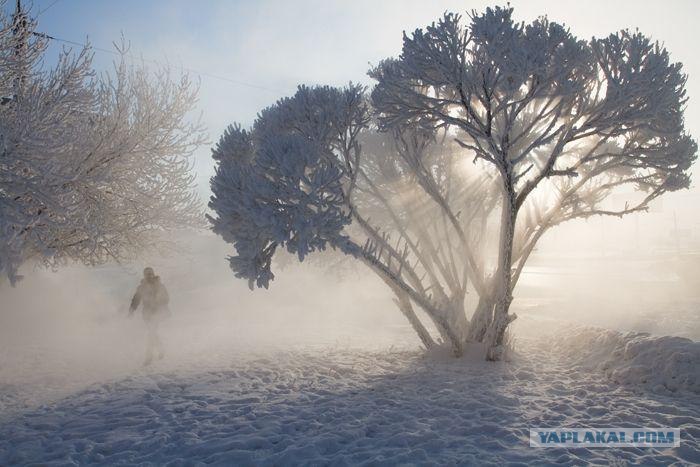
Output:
top-left (35, 31), bottom-right (290, 95)
top-left (37, 0), bottom-right (62, 17)
top-left (14, 0), bottom-right (290, 94)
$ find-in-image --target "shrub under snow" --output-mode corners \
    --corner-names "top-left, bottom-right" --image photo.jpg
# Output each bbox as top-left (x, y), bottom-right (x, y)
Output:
top-left (556, 327), bottom-right (699, 394)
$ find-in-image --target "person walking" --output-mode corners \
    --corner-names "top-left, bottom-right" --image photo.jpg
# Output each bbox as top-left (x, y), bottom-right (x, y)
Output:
top-left (129, 267), bottom-right (170, 366)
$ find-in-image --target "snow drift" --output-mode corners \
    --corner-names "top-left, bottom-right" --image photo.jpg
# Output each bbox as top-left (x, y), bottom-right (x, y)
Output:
top-left (555, 326), bottom-right (700, 394)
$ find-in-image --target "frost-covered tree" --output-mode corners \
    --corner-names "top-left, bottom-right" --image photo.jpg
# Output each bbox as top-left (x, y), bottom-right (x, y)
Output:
top-left (0, 5), bottom-right (205, 283)
top-left (209, 7), bottom-right (696, 360)
top-left (371, 7), bottom-right (696, 359)
top-left (209, 84), bottom-right (498, 355)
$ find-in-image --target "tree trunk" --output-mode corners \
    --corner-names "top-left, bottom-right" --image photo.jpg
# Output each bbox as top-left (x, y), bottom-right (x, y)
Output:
top-left (467, 293), bottom-right (494, 342)
top-left (427, 308), bottom-right (464, 356)
top-left (392, 292), bottom-right (435, 350)
top-left (485, 284), bottom-right (516, 361)
top-left (485, 186), bottom-right (518, 361)
top-left (359, 251), bottom-right (464, 357)
top-left (446, 299), bottom-right (470, 345)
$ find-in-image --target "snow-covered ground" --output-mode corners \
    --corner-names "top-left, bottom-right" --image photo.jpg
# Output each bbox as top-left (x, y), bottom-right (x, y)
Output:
top-left (1, 254), bottom-right (699, 465)
top-left (1, 338), bottom-right (698, 465)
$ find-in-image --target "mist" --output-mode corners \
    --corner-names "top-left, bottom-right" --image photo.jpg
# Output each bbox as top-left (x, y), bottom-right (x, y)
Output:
top-left (0, 231), bottom-right (418, 414)
top-left (1, 1), bottom-right (699, 464)
top-left (2, 205), bottom-right (698, 417)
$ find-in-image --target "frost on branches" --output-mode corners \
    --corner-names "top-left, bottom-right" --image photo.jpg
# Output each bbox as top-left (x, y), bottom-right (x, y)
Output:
top-left (209, 85), bottom-right (496, 354)
top-left (0, 6), bottom-right (205, 284)
top-left (209, 7), bottom-right (696, 360)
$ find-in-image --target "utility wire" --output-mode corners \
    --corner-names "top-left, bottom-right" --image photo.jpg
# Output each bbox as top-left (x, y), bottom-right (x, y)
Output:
top-left (34, 31), bottom-right (290, 95)
top-left (37, 0), bottom-right (62, 16)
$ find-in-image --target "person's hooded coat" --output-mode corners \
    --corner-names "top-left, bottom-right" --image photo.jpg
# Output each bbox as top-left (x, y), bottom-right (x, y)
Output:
top-left (130, 275), bottom-right (169, 320)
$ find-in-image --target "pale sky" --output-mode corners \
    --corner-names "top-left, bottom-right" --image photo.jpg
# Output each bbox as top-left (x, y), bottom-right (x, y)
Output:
top-left (9, 0), bottom-right (700, 217)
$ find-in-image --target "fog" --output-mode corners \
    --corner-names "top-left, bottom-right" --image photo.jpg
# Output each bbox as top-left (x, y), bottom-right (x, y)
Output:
top-left (1, 3), bottom-right (699, 465)
top-left (2, 206), bottom-right (699, 415)
top-left (0, 0), bottom-right (698, 424)
top-left (0, 231), bottom-right (418, 414)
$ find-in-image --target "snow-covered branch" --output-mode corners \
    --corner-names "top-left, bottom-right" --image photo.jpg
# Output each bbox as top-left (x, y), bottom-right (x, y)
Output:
top-left (370, 5), bottom-right (697, 359)
top-left (0, 8), bottom-right (205, 283)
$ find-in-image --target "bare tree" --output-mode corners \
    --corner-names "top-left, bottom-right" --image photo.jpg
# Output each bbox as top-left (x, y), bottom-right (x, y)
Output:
top-left (0, 4), bottom-right (205, 283)
top-left (370, 7), bottom-right (696, 359)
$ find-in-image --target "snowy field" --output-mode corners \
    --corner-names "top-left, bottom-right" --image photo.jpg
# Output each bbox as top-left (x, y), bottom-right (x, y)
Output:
top-left (1, 337), bottom-right (698, 465)
top-left (0, 256), bottom-right (699, 466)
